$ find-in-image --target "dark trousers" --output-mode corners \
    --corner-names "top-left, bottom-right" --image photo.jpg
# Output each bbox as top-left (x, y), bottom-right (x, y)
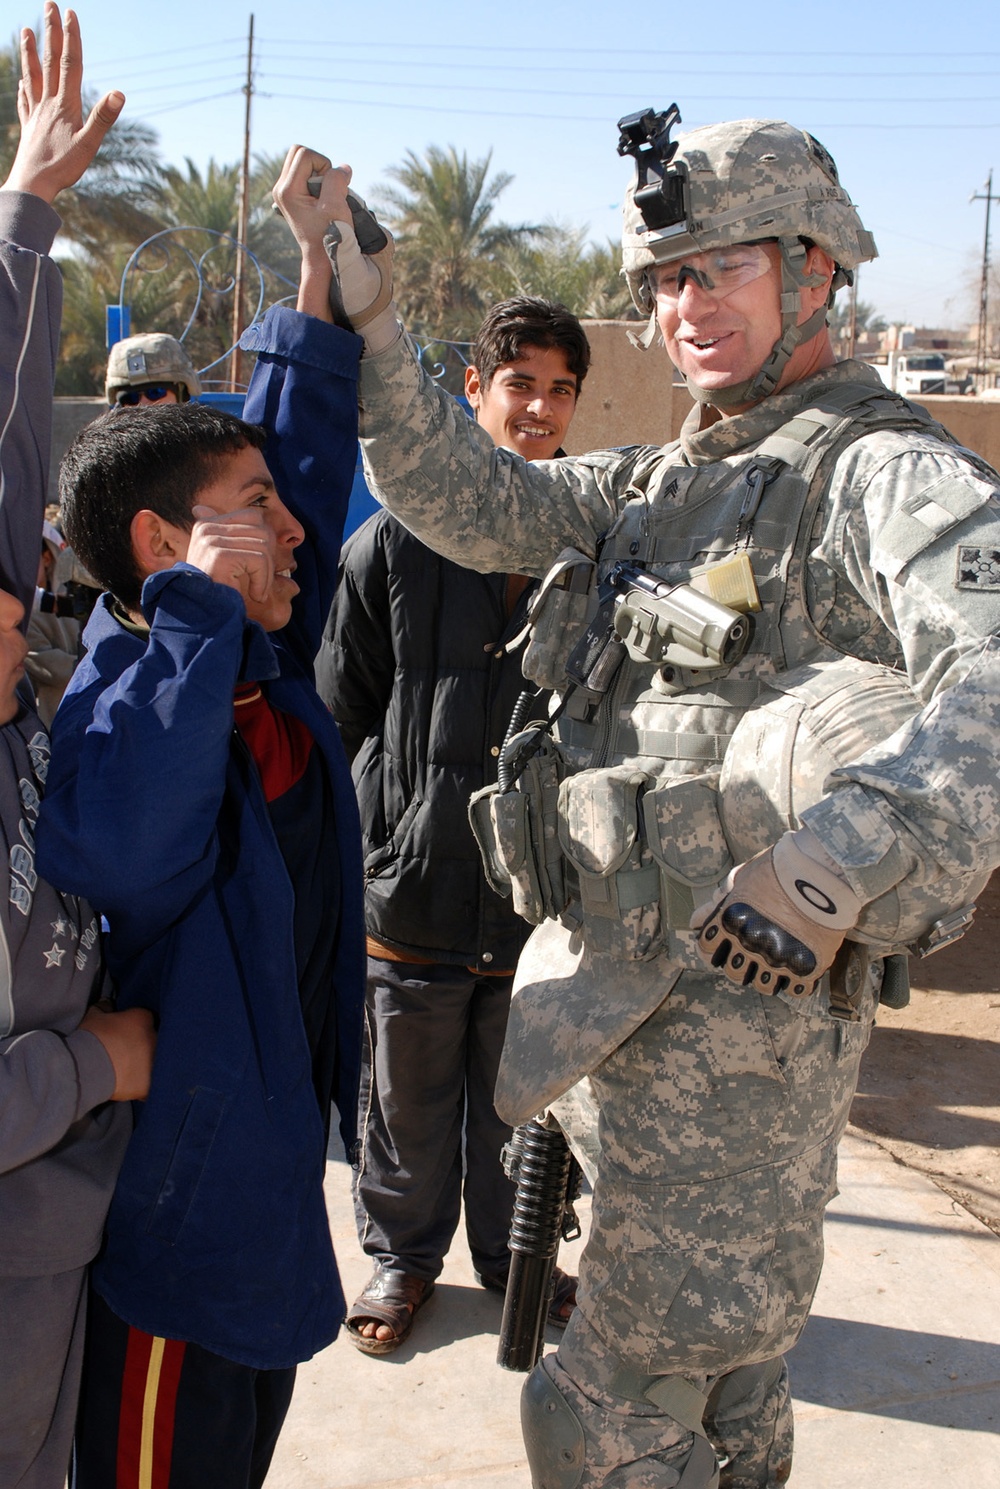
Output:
top-left (355, 958), bottom-right (517, 1281)
top-left (72, 1288), bottom-right (296, 1489)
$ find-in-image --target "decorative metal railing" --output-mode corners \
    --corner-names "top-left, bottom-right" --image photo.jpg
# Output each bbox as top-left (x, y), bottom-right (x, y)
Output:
top-left (110, 226), bottom-right (473, 394)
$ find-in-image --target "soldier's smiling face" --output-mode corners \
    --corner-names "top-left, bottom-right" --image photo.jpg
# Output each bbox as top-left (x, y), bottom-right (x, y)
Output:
top-left (653, 240), bottom-right (836, 408)
top-left (654, 241), bottom-right (786, 398)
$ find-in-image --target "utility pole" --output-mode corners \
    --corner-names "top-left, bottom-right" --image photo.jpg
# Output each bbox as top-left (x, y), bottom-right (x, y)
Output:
top-left (971, 170), bottom-right (1000, 392)
top-left (229, 14), bottom-right (255, 392)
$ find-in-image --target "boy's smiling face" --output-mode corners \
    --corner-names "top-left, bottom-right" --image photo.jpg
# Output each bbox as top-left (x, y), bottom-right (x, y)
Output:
top-left (465, 344), bottom-right (579, 461)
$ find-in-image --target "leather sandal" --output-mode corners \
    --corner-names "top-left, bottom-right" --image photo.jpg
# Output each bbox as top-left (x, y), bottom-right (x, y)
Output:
top-left (476, 1262), bottom-right (577, 1330)
top-left (345, 1268), bottom-right (435, 1356)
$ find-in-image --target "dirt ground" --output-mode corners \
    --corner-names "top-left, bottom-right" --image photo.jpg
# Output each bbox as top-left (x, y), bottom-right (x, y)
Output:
top-left (849, 871), bottom-right (1000, 1235)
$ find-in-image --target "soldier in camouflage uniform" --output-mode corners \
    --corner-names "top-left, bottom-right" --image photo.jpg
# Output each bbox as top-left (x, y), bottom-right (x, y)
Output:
top-left (301, 119), bottom-right (1000, 1487)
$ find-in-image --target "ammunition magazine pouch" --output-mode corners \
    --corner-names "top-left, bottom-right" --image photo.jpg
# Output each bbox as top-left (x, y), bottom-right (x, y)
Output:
top-left (558, 767), bottom-right (662, 960)
top-left (520, 548), bottom-right (596, 692)
top-left (469, 728), bottom-right (568, 925)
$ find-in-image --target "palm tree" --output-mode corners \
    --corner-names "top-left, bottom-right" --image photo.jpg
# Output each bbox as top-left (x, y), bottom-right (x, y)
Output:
top-left (490, 225), bottom-right (636, 322)
top-left (104, 155), bottom-right (305, 388)
top-left (828, 298), bottom-right (887, 341)
top-left (376, 145), bottom-right (540, 344)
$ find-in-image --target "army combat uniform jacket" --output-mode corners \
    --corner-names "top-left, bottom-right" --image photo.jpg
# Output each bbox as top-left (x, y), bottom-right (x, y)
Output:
top-left (356, 333), bottom-right (1000, 1397)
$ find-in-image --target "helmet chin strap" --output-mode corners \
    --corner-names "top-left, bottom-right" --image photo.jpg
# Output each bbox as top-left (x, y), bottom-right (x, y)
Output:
top-left (686, 237), bottom-right (831, 411)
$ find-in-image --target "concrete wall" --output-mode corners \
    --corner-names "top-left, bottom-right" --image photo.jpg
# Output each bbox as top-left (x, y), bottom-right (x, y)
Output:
top-left (562, 320), bottom-right (676, 454)
top-left (49, 398), bottom-right (106, 506)
top-left (50, 336), bottom-right (1000, 508)
top-left (914, 395), bottom-right (1000, 470)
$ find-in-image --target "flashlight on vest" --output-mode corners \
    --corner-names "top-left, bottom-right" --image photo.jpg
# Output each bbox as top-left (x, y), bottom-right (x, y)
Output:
top-left (611, 562), bottom-right (754, 670)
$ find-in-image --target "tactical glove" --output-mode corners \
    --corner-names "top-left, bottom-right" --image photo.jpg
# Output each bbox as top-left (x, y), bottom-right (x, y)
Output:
top-left (323, 192), bottom-right (399, 353)
top-left (692, 829), bottom-right (864, 997)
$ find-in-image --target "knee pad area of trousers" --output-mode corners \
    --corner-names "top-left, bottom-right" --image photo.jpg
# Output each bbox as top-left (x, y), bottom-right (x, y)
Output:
top-left (521, 1358), bottom-right (720, 1489)
top-left (522, 1360), bottom-right (586, 1489)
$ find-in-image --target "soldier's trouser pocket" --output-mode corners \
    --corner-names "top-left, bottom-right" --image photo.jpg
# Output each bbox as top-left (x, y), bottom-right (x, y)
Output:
top-left (583, 1145), bottom-right (837, 1375)
top-left (468, 731), bottom-right (566, 925)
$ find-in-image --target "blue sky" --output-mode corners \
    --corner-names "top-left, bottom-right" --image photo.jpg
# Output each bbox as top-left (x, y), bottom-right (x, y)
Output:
top-left (18, 0), bottom-right (1000, 329)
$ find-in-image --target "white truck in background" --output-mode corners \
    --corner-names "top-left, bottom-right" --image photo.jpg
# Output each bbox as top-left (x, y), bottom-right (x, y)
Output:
top-left (870, 350), bottom-right (969, 397)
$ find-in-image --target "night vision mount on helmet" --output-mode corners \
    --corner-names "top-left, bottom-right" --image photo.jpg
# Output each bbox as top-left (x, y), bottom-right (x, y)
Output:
top-left (618, 107), bottom-right (879, 407)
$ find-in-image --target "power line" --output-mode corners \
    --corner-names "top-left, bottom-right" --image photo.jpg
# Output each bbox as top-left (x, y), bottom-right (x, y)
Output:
top-left (255, 91), bottom-right (1000, 129)
top-left (142, 90), bottom-right (243, 119)
top-left (82, 51), bottom-right (245, 83)
top-left (866, 225), bottom-right (970, 258)
top-left (101, 73), bottom-right (246, 100)
top-left (247, 48), bottom-right (1000, 80)
top-left (255, 36), bottom-right (1000, 58)
top-left (254, 71), bottom-right (1000, 104)
top-left (86, 39), bottom-right (246, 66)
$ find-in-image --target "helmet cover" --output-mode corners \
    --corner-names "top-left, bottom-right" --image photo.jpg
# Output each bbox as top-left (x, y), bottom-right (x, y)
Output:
top-left (105, 333), bottom-right (201, 403)
top-left (622, 117), bottom-right (878, 316)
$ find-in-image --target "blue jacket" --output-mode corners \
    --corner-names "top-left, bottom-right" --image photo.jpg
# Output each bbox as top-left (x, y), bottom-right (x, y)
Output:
top-left (36, 307), bottom-right (366, 1369)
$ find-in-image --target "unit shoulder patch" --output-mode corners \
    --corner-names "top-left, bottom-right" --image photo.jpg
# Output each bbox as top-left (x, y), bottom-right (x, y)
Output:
top-left (957, 546), bottom-right (1000, 589)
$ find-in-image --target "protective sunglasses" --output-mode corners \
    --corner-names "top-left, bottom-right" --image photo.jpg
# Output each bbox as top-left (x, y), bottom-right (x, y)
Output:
top-left (115, 384), bottom-right (177, 406)
top-left (652, 243), bottom-right (773, 305)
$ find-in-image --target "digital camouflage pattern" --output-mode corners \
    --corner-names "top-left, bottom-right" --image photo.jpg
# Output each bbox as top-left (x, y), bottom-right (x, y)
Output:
top-left (104, 333), bottom-right (201, 403)
top-left (359, 339), bottom-right (1000, 927)
top-left (619, 118), bottom-right (878, 316)
top-left (358, 332), bottom-right (1000, 1488)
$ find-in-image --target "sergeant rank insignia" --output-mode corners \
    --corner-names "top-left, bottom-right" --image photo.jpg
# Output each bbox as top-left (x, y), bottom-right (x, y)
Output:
top-left (957, 546), bottom-right (1000, 589)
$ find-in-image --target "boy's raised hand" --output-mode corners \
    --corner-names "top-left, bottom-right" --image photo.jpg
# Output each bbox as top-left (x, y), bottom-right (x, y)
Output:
top-left (2, 4), bottom-right (125, 205)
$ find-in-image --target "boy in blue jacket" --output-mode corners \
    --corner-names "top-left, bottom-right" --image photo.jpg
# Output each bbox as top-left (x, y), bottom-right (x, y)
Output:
top-left (36, 147), bottom-right (366, 1489)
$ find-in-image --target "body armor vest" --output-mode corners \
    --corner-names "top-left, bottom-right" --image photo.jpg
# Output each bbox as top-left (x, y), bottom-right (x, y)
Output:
top-left (472, 379), bottom-right (968, 974)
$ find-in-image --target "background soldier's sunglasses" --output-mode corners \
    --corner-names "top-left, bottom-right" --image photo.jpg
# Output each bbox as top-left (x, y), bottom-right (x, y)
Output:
top-left (115, 384), bottom-right (178, 406)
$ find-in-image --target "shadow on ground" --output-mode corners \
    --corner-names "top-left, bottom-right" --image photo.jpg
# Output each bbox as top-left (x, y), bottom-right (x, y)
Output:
top-left (790, 1314), bottom-right (1000, 1430)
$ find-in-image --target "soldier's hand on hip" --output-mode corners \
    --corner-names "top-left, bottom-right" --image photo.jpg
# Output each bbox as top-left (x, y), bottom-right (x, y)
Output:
top-left (691, 829), bottom-right (863, 997)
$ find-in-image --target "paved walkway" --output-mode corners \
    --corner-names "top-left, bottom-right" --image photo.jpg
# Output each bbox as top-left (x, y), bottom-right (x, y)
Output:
top-left (266, 1129), bottom-right (1000, 1487)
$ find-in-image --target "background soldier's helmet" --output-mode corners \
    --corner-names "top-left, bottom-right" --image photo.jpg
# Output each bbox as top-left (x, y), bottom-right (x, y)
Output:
top-left (718, 657), bottom-right (989, 948)
top-left (105, 333), bottom-right (201, 404)
top-left (621, 118), bottom-right (878, 405)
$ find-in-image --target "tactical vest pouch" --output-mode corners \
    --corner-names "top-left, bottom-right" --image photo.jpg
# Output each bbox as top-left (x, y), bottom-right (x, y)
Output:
top-left (468, 784), bottom-right (512, 899)
top-left (641, 773), bottom-right (734, 931)
top-left (557, 767), bottom-right (663, 961)
top-left (521, 548), bottom-right (596, 691)
top-left (468, 731), bottom-right (567, 925)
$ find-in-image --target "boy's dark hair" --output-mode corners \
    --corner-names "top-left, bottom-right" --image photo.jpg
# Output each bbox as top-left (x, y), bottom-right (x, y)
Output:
top-left (470, 297), bottom-right (591, 394)
top-left (59, 403), bottom-right (267, 611)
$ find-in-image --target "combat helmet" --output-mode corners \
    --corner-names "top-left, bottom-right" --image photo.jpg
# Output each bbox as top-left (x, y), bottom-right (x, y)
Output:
top-left (618, 109), bottom-right (878, 407)
top-left (105, 332), bottom-right (201, 404)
